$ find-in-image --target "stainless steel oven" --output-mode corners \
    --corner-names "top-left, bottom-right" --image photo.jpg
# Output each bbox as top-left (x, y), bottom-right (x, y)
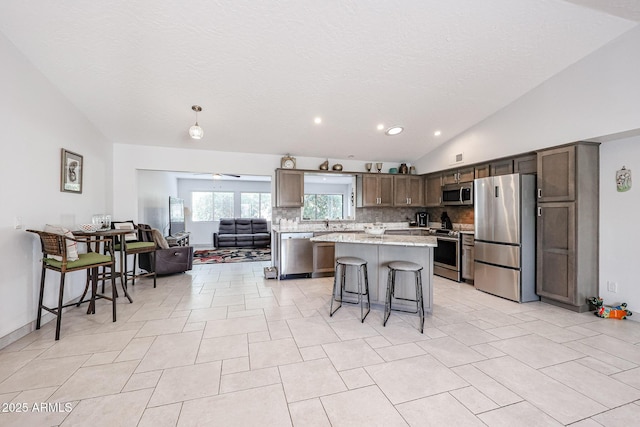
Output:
top-left (428, 229), bottom-right (461, 282)
top-left (442, 183), bottom-right (473, 206)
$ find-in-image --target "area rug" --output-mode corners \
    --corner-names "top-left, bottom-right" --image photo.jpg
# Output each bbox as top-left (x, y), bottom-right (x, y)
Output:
top-left (193, 247), bottom-right (271, 264)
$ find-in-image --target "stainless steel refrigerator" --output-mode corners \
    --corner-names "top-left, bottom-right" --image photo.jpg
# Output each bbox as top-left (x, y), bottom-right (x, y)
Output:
top-left (474, 173), bottom-right (538, 302)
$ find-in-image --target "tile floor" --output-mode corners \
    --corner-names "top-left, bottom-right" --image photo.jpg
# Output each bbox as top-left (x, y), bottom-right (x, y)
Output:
top-left (1, 261), bottom-right (640, 426)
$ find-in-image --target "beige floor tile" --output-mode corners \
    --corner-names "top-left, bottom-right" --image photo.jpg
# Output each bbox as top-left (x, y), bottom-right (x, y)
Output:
top-left (267, 320), bottom-right (293, 340)
top-left (564, 340), bottom-right (637, 371)
top-left (149, 360), bottom-right (222, 407)
top-left (182, 321), bottom-right (205, 332)
top-left (196, 334), bottom-right (248, 363)
top-left (203, 315), bottom-right (267, 338)
top-left (322, 339), bottom-right (384, 371)
top-left (474, 356), bottom-right (607, 424)
top-left (365, 354), bottom-right (468, 404)
top-left (541, 361), bottom-right (640, 408)
top-left (339, 367), bottom-right (375, 389)
top-left (82, 350), bottom-right (121, 366)
top-left (288, 398), bottom-right (331, 427)
top-left (577, 334), bottom-right (640, 364)
top-left (186, 307), bottom-right (227, 323)
top-left (138, 403), bottom-right (182, 427)
top-left (488, 334), bottom-right (584, 368)
top-left (374, 342), bottom-right (425, 362)
top-left (175, 293), bottom-right (214, 310)
top-left (135, 317), bottom-right (187, 337)
top-left (279, 358), bottom-right (347, 402)
top-left (449, 386), bottom-right (500, 414)
top-left (136, 330), bottom-right (202, 373)
top-left (245, 296), bottom-right (280, 310)
top-left (211, 294), bottom-right (245, 307)
top-left (38, 330), bottom-right (138, 359)
top-left (49, 360), bottom-right (138, 402)
top-left (60, 388), bottom-right (152, 427)
top-left (127, 306), bottom-right (175, 322)
top-left (451, 364), bottom-right (522, 407)
top-left (328, 318), bottom-right (380, 341)
top-left (264, 305), bottom-right (303, 321)
top-left (122, 370), bottom-right (162, 392)
top-left (365, 335), bottom-right (392, 349)
top-left (417, 336), bottom-right (486, 367)
top-left (438, 322), bottom-right (500, 346)
top-left (115, 336), bottom-right (155, 362)
top-left (478, 401), bottom-right (562, 426)
top-left (249, 338), bottom-right (302, 369)
top-left (220, 366), bottom-right (281, 394)
top-left (321, 385), bottom-right (408, 426)
top-left (287, 316), bottom-right (340, 347)
top-left (299, 345), bottom-right (327, 361)
top-left (397, 392), bottom-right (485, 426)
top-left (177, 383), bottom-right (291, 427)
top-left (371, 321), bottom-right (428, 345)
top-left (592, 402), bottom-right (640, 426)
top-left (470, 343), bottom-right (506, 359)
top-left (248, 330), bottom-right (271, 342)
top-left (0, 354), bottom-right (89, 393)
top-left (0, 350), bottom-right (44, 383)
top-left (221, 357), bottom-right (250, 375)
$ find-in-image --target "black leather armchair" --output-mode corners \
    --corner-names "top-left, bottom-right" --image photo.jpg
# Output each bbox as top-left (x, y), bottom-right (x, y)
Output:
top-left (137, 224), bottom-right (194, 275)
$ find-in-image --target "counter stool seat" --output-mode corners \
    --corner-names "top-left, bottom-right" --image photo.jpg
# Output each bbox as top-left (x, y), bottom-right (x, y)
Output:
top-left (330, 256), bottom-right (370, 322)
top-left (384, 261), bottom-right (424, 333)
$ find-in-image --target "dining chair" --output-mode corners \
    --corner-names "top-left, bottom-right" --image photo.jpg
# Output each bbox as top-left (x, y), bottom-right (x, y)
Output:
top-left (27, 229), bottom-right (117, 340)
top-left (111, 221), bottom-right (157, 289)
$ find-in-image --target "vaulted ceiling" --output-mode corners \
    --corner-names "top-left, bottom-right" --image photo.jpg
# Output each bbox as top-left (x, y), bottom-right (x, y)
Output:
top-left (1, 1), bottom-right (638, 162)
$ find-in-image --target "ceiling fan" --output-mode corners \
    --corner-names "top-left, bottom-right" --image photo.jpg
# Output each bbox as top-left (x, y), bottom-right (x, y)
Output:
top-left (193, 172), bottom-right (241, 179)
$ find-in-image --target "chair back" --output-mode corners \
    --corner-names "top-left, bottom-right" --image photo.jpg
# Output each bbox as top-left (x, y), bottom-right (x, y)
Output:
top-left (27, 229), bottom-right (66, 259)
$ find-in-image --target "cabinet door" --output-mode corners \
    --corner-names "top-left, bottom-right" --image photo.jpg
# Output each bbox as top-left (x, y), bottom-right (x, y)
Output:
top-left (425, 173), bottom-right (442, 207)
top-left (378, 175), bottom-right (394, 206)
top-left (514, 154), bottom-right (537, 174)
top-left (441, 170), bottom-right (459, 185)
top-left (276, 170), bottom-right (304, 207)
top-left (313, 242), bottom-right (335, 273)
top-left (393, 176), bottom-right (409, 206)
top-left (475, 164), bottom-right (490, 179)
top-left (536, 202), bottom-right (576, 304)
top-left (490, 159), bottom-right (514, 176)
top-left (407, 176), bottom-right (424, 206)
top-left (462, 245), bottom-right (474, 281)
top-left (360, 174), bottom-right (380, 207)
top-left (457, 167), bottom-right (475, 183)
top-left (537, 145), bottom-right (576, 202)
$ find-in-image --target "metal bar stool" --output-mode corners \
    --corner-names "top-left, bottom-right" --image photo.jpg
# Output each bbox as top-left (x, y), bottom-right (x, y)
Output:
top-left (330, 257), bottom-right (370, 322)
top-left (383, 261), bottom-right (424, 333)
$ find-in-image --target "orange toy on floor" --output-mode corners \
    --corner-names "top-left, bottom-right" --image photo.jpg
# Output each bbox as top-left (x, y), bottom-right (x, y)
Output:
top-left (587, 297), bottom-right (632, 320)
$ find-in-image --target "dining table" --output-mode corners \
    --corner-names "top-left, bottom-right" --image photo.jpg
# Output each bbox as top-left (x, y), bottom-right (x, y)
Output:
top-left (73, 228), bottom-right (134, 304)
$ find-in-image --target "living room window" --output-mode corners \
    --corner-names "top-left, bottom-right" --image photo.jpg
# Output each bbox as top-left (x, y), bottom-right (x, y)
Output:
top-left (303, 194), bottom-right (343, 220)
top-left (240, 192), bottom-right (272, 219)
top-left (192, 191), bottom-right (234, 221)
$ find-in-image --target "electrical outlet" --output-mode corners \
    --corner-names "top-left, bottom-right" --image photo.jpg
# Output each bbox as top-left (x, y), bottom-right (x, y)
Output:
top-left (607, 281), bottom-right (618, 293)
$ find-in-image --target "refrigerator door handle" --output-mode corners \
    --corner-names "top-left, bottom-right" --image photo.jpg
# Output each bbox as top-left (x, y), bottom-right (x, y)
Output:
top-left (495, 186), bottom-right (499, 198)
top-left (537, 207), bottom-right (542, 216)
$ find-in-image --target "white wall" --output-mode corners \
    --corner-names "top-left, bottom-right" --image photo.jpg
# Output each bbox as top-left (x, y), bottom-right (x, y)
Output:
top-left (600, 136), bottom-right (640, 312)
top-left (112, 143), bottom-right (383, 221)
top-left (414, 26), bottom-right (640, 173)
top-left (0, 33), bottom-right (112, 342)
top-left (177, 178), bottom-right (271, 246)
top-left (137, 170), bottom-right (179, 233)
top-left (411, 25), bottom-right (640, 317)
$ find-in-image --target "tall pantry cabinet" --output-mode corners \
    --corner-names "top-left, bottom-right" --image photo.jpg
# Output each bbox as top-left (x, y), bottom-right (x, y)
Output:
top-left (536, 142), bottom-right (599, 312)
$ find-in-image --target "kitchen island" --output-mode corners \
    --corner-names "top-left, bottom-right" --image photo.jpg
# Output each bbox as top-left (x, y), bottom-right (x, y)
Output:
top-left (310, 233), bottom-right (437, 313)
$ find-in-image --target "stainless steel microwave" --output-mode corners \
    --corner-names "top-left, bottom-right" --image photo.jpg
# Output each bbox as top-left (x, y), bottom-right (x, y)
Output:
top-left (442, 182), bottom-right (473, 206)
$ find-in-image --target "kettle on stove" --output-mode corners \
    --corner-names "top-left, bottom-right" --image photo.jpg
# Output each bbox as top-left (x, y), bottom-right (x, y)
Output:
top-left (441, 211), bottom-right (453, 230)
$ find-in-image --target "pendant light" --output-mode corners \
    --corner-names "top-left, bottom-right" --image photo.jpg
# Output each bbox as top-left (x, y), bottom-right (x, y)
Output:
top-left (189, 105), bottom-right (204, 139)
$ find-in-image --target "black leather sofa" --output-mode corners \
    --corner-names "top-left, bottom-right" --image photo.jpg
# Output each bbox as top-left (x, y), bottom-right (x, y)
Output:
top-left (213, 218), bottom-right (270, 248)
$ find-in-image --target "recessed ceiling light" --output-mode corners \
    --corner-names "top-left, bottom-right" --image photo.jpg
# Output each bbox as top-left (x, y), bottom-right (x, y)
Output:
top-left (377, 124), bottom-right (385, 131)
top-left (434, 130), bottom-right (441, 136)
top-left (314, 117), bottom-right (322, 124)
top-left (385, 126), bottom-right (404, 136)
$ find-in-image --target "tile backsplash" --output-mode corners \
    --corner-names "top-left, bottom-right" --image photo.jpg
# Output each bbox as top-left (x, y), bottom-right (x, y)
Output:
top-left (272, 207), bottom-right (425, 224)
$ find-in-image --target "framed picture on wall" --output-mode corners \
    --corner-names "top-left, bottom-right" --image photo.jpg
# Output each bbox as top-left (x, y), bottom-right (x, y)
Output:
top-left (60, 148), bottom-right (83, 193)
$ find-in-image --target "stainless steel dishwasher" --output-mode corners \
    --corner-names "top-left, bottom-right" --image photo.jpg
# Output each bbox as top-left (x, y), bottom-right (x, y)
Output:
top-left (279, 232), bottom-right (314, 278)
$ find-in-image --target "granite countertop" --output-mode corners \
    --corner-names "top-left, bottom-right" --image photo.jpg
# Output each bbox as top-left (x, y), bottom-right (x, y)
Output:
top-left (310, 232), bottom-right (437, 247)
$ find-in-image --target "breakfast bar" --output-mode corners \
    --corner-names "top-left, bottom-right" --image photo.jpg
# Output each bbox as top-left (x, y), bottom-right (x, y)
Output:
top-left (310, 233), bottom-right (437, 313)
